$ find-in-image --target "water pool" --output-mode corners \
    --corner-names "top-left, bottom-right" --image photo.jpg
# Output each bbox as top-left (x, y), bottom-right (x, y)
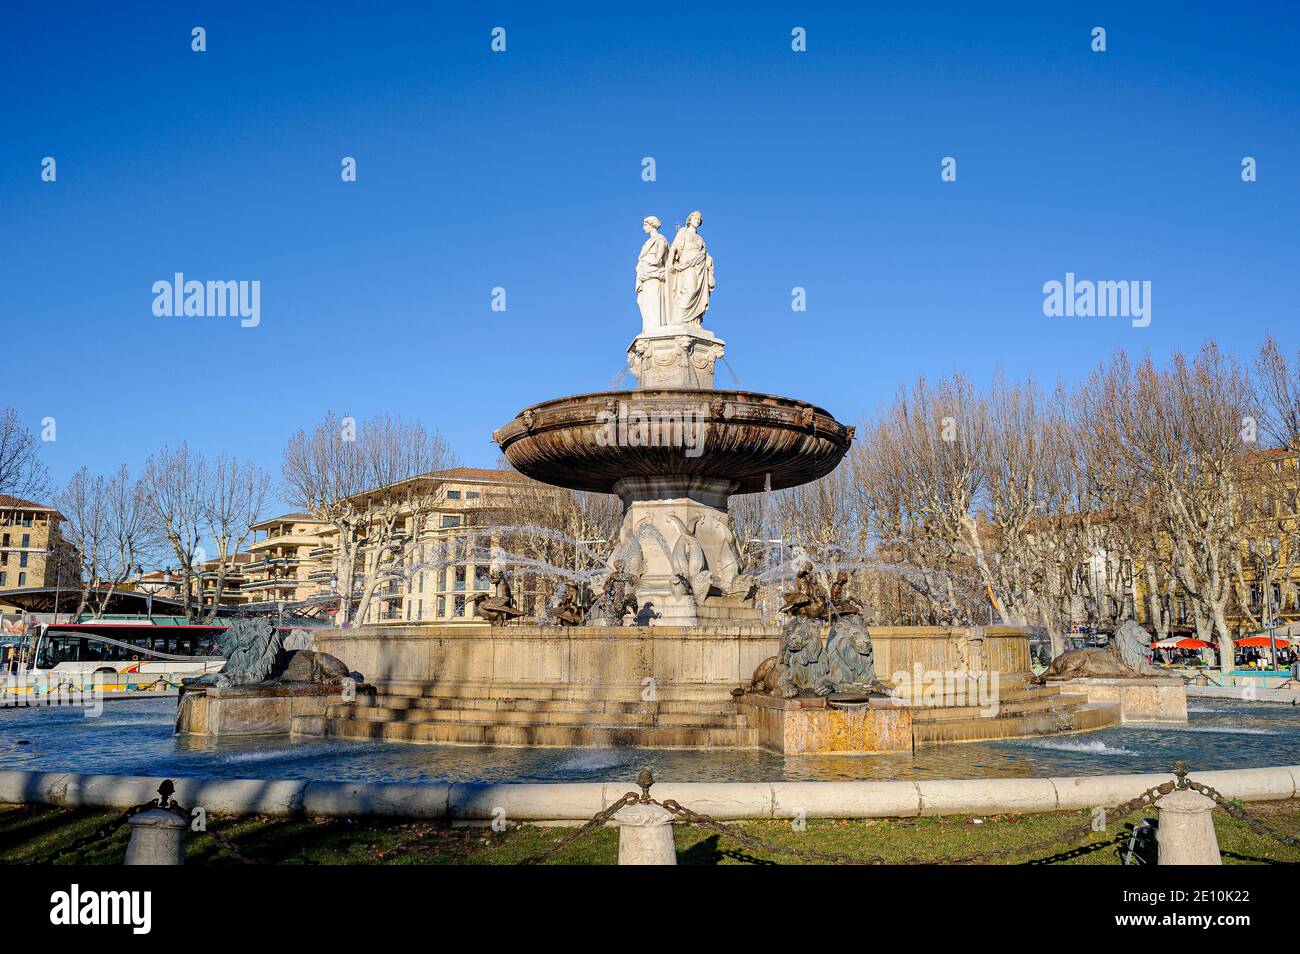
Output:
top-left (2, 697), bottom-right (1297, 784)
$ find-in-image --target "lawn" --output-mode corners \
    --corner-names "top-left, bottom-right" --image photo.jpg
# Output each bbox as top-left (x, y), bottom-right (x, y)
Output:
top-left (3, 800), bottom-right (1297, 865)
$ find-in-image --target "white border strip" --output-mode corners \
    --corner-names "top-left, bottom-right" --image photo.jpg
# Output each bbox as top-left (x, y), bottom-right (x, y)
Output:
top-left (1, 766), bottom-right (1296, 822)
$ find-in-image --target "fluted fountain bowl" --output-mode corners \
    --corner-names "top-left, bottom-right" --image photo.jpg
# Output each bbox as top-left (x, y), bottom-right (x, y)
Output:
top-left (493, 389), bottom-right (853, 494)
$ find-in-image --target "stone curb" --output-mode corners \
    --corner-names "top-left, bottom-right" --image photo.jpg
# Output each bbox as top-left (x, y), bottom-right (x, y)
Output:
top-left (2, 766), bottom-right (1296, 822)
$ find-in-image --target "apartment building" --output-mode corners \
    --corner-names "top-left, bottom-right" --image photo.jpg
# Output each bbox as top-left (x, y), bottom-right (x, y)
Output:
top-left (0, 495), bottom-right (76, 613)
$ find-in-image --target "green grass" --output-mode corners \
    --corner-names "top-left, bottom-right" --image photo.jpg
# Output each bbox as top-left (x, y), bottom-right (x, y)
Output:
top-left (2, 800), bottom-right (1297, 865)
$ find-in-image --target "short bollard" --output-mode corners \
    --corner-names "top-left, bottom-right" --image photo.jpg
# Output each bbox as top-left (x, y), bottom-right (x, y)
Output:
top-left (613, 802), bottom-right (677, 865)
top-left (1155, 788), bottom-right (1221, 865)
top-left (124, 808), bottom-right (188, 866)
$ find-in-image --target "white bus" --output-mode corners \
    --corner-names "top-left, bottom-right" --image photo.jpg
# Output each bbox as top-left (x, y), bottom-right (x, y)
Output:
top-left (9, 622), bottom-right (227, 694)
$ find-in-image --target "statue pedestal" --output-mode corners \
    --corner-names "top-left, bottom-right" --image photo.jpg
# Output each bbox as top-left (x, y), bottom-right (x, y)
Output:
top-left (614, 476), bottom-right (758, 627)
top-left (627, 326), bottom-right (725, 389)
top-left (737, 693), bottom-right (911, 754)
top-left (175, 682), bottom-right (374, 737)
top-left (1041, 676), bottom-right (1187, 723)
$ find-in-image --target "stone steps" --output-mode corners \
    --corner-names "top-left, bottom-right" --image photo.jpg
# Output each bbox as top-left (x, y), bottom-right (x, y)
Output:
top-left (328, 703), bottom-right (749, 729)
top-left (365, 694), bottom-right (729, 715)
top-left (909, 688), bottom-right (1078, 723)
top-left (294, 715), bottom-right (758, 749)
top-left (913, 700), bottom-right (1121, 745)
top-left (372, 680), bottom-right (736, 704)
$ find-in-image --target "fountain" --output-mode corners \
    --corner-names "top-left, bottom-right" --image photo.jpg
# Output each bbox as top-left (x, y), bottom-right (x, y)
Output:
top-left (297, 212), bottom-right (1138, 752)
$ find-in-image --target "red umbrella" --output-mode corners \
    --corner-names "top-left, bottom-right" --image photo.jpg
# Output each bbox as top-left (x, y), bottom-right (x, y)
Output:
top-left (1151, 637), bottom-right (1213, 650)
top-left (1234, 636), bottom-right (1291, 648)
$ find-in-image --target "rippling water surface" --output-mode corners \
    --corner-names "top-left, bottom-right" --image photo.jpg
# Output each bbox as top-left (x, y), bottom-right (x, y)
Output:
top-left (1, 697), bottom-right (1297, 783)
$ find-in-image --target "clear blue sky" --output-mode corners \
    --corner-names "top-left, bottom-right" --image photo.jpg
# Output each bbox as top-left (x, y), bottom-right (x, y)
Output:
top-left (3, 1), bottom-right (1298, 512)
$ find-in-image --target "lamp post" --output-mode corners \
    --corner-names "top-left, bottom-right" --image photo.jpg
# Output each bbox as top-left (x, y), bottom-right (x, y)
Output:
top-left (46, 547), bottom-right (63, 623)
top-left (137, 567), bottom-right (172, 622)
top-left (1248, 537), bottom-right (1281, 672)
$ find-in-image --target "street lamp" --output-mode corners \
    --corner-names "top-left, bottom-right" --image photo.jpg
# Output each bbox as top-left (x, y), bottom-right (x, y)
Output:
top-left (137, 567), bottom-right (172, 622)
top-left (1247, 537), bottom-right (1281, 672)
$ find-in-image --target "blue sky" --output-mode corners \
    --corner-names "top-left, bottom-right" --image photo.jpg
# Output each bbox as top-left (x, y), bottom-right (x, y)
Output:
top-left (3, 1), bottom-right (1298, 512)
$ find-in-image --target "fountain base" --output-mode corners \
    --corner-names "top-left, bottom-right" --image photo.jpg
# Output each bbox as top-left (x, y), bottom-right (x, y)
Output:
top-left (292, 624), bottom-right (1126, 750)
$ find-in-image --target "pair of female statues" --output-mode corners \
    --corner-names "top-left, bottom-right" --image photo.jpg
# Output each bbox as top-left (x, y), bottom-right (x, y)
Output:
top-left (635, 211), bottom-right (715, 332)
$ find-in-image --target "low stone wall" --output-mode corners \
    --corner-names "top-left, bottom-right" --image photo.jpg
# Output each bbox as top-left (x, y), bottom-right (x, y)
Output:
top-left (1049, 677), bottom-right (1188, 723)
top-left (3, 765), bottom-right (1295, 822)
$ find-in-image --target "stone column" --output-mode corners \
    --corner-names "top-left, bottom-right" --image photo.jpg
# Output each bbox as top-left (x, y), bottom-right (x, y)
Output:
top-left (124, 808), bottom-right (188, 865)
top-left (613, 802), bottom-right (677, 865)
top-left (614, 476), bottom-right (738, 626)
top-left (1155, 788), bottom-right (1221, 865)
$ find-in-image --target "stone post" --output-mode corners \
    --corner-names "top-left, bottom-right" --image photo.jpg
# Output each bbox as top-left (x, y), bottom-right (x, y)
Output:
top-left (124, 808), bottom-right (188, 865)
top-left (613, 802), bottom-right (677, 865)
top-left (1155, 788), bottom-right (1221, 865)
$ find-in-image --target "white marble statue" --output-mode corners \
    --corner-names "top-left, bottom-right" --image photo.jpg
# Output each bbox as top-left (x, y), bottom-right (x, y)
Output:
top-left (669, 211), bottom-right (714, 326)
top-left (635, 216), bottom-right (670, 332)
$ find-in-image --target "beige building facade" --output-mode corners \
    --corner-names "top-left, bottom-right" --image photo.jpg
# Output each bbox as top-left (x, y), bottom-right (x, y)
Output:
top-left (0, 495), bottom-right (76, 613)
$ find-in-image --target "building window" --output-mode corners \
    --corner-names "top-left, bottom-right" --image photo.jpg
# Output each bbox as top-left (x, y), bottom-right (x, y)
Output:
top-left (454, 595), bottom-right (465, 617)
top-left (437, 596), bottom-right (445, 617)
top-left (21, 534), bottom-right (30, 548)
top-left (0, 571), bottom-right (6, 586)
top-left (18, 572), bottom-right (26, 586)
top-left (466, 491), bottom-right (480, 500)
top-left (19, 553), bottom-right (28, 568)
top-left (441, 515), bottom-right (461, 528)
top-left (446, 490), bottom-right (461, 500)
top-left (454, 567), bottom-right (466, 592)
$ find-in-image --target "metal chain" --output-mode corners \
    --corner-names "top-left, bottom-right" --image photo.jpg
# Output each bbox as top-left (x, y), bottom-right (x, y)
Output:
top-left (25, 802), bottom-right (151, 866)
top-left (652, 781), bottom-right (1177, 866)
top-left (515, 768), bottom-right (1193, 866)
top-left (1182, 780), bottom-right (1300, 848)
top-left (518, 792), bottom-right (643, 865)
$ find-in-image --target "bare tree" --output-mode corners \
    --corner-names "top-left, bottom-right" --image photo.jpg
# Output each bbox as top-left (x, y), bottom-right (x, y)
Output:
top-left (282, 413), bottom-right (458, 625)
top-left (198, 455), bottom-right (271, 622)
top-left (0, 408), bottom-right (49, 504)
top-left (1078, 344), bottom-right (1253, 674)
top-left (58, 466), bottom-right (153, 619)
top-left (1254, 335), bottom-right (1300, 451)
top-left (141, 443), bottom-right (207, 620)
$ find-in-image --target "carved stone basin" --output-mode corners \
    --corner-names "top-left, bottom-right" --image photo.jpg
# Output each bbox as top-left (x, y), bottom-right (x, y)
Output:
top-left (493, 389), bottom-right (853, 495)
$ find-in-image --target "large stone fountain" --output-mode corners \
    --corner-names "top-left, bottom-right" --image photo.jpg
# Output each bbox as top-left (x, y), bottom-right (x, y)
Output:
top-left (297, 212), bottom-right (1134, 752)
top-left (493, 212), bottom-right (851, 626)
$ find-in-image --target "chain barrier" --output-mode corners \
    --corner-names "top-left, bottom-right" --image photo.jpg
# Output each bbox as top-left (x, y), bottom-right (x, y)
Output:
top-left (16, 763), bottom-right (1300, 866)
top-left (518, 761), bottom-right (1300, 865)
top-left (1169, 760), bottom-right (1300, 849)
top-left (24, 780), bottom-right (182, 866)
top-left (20, 780), bottom-right (264, 866)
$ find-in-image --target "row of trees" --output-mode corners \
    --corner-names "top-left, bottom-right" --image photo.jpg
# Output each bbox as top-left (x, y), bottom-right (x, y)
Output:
top-left (751, 336), bottom-right (1300, 672)
top-left (59, 448), bottom-right (270, 621)
top-left (0, 411), bottom-right (271, 622)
